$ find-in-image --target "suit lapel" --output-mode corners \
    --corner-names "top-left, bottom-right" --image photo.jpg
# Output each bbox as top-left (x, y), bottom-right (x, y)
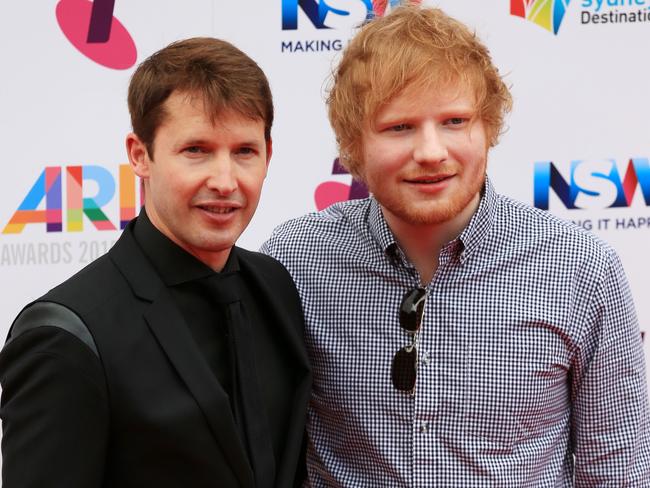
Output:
top-left (109, 223), bottom-right (255, 488)
top-left (236, 249), bottom-right (312, 486)
top-left (144, 293), bottom-right (255, 487)
top-left (236, 248), bottom-right (310, 372)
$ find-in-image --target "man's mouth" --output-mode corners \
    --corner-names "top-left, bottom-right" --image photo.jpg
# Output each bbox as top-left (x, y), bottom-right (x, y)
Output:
top-left (405, 175), bottom-right (452, 184)
top-left (197, 205), bottom-right (237, 214)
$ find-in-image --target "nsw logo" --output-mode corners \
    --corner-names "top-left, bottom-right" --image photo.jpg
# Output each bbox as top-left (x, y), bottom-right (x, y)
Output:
top-left (281, 0), bottom-right (373, 30)
top-left (280, 1), bottom-right (422, 53)
top-left (281, 0), bottom-right (421, 30)
top-left (533, 158), bottom-right (650, 210)
top-left (510, 0), bottom-right (572, 34)
top-left (56, 0), bottom-right (137, 69)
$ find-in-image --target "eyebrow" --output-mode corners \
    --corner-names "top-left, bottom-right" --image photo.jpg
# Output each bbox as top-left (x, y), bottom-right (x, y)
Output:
top-left (175, 138), bottom-right (263, 149)
top-left (236, 140), bottom-right (264, 148)
top-left (376, 105), bottom-right (477, 122)
top-left (178, 138), bottom-right (210, 147)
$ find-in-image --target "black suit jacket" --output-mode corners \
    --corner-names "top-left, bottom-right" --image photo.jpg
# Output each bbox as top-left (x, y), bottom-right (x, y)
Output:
top-left (0, 220), bottom-right (311, 488)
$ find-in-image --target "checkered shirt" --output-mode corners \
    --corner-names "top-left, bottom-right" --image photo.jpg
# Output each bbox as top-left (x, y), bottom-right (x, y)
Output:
top-left (261, 178), bottom-right (650, 487)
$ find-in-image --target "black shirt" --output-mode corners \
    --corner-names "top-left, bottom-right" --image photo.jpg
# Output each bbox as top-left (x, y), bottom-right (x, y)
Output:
top-left (133, 210), bottom-right (246, 441)
top-left (132, 209), bottom-right (299, 488)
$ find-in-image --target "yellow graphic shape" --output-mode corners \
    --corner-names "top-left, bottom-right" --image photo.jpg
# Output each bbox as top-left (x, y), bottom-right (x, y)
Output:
top-left (528, 0), bottom-right (553, 32)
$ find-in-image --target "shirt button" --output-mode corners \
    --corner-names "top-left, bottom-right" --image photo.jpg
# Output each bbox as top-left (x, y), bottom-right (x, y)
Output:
top-left (419, 422), bottom-right (428, 434)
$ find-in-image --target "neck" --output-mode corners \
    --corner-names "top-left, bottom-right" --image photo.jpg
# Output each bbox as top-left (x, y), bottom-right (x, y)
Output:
top-left (382, 196), bottom-right (480, 285)
top-left (388, 221), bottom-right (448, 285)
top-left (145, 204), bottom-right (231, 273)
top-left (200, 249), bottom-right (231, 273)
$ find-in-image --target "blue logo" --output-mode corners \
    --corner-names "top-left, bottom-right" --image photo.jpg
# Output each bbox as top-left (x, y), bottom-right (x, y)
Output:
top-left (281, 0), bottom-right (373, 30)
top-left (533, 158), bottom-right (650, 210)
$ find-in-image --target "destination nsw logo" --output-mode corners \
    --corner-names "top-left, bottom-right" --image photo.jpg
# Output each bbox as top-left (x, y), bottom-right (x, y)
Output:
top-left (511, 0), bottom-right (650, 32)
top-left (56, 0), bottom-right (137, 69)
top-left (510, 0), bottom-right (572, 34)
top-left (3, 165), bottom-right (140, 234)
top-left (580, 0), bottom-right (650, 26)
top-left (280, 0), bottom-right (421, 53)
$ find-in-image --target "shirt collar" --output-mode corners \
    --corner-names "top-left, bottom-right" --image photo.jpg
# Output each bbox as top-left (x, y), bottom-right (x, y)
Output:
top-left (366, 176), bottom-right (497, 265)
top-left (368, 197), bottom-right (401, 260)
top-left (133, 208), bottom-right (239, 286)
top-left (456, 176), bottom-right (497, 262)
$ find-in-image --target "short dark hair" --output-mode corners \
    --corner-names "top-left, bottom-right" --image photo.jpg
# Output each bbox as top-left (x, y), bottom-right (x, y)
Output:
top-left (128, 37), bottom-right (273, 157)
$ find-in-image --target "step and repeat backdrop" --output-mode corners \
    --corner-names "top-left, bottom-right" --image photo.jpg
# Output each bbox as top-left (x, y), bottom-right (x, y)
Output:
top-left (1, 0), bottom-right (649, 395)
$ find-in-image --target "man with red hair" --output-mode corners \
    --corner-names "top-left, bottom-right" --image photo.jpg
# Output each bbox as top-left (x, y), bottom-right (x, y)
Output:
top-left (264, 4), bottom-right (650, 486)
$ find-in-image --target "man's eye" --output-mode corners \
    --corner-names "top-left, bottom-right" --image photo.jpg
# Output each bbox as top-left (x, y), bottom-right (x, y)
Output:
top-left (184, 146), bottom-right (204, 154)
top-left (389, 124), bottom-right (410, 132)
top-left (237, 147), bottom-right (255, 155)
top-left (446, 118), bottom-right (466, 126)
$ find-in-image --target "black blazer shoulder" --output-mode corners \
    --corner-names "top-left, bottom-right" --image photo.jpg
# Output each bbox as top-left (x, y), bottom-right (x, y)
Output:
top-left (1, 222), bottom-right (310, 488)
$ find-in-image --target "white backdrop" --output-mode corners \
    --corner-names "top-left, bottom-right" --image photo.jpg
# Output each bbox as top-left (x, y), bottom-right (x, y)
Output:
top-left (1, 0), bottom-right (649, 473)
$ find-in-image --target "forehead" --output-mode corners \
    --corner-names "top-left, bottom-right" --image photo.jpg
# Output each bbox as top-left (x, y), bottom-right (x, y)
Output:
top-left (159, 91), bottom-right (264, 135)
top-left (373, 81), bottom-right (477, 120)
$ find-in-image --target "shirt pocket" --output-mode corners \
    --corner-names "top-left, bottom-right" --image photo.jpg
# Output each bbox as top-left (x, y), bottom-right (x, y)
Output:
top-left (460, 339), bottom-right (571, 450)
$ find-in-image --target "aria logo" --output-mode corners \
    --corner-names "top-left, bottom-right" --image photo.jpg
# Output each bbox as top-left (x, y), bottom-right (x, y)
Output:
top-left (56, 0), bottom-right (137, 69)
top-left (510, 0), bottom-right (572, 34)
top-left (3, 165), bottom-right (140, 234)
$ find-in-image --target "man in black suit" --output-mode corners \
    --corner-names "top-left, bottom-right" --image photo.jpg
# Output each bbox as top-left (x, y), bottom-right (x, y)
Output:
top-left (0, 37), bottom-right (310, 488)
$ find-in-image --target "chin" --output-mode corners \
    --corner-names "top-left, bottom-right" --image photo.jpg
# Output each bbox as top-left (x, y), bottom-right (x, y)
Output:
top-left (391, 203), bottom-right (457, 226)
top-left (201, 240), bottom-right (237, 252)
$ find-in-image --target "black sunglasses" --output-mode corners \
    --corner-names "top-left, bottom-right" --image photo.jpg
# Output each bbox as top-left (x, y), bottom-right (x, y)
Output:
top-left (391, 287), bottom-right (426, 393)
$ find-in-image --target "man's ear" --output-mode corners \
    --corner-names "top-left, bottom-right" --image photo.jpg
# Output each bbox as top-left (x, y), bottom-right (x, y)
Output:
top-left (126, 133), bottom-right (151, 178)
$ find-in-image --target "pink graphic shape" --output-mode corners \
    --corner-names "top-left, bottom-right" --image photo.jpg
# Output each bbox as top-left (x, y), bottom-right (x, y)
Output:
top-left (56, 0), bottom-right (137, 70)
top-left (314, 181), bottom-right (352, 211)
top-left (93, 219), bottom-right (117, 230)
top-left (67, 166), bottom-right (83, 208)
top-left (373, 0), bottom-right (422, 17)
top-left (46, 208), bottom-right (62, 222)
top-left (45, 166), bottom-right (60, 192)
top-left (372, 0), bottom-right (389, 16)
top-left (622, 159), bottom-right (639, 206)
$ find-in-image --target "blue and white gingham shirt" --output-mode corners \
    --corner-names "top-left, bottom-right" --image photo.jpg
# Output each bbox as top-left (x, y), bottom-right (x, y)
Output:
top-left (262, 178), bottom-right (650, 486)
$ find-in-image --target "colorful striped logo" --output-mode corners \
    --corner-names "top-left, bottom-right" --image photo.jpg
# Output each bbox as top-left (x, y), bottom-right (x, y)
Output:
top-left (510, 0), bottom-right (571, 34)
top-left (3, 165), bottom-right (140, 234)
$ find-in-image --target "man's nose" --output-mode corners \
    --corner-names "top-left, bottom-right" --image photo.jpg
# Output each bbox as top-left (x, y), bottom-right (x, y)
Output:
top-left (206, 154), bottom-right (238, 195)
top-left (413, 124), bottom-right (448, 164)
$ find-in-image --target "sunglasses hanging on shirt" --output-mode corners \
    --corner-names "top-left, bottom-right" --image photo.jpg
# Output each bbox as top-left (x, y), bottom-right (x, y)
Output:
top-left (391, 287), bottom-right (426, 394)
